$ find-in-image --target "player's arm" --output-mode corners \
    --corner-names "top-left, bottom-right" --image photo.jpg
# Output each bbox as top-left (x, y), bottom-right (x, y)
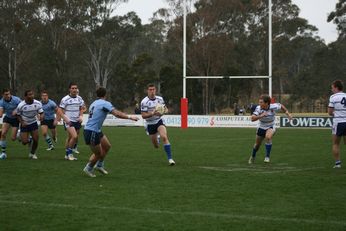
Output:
top-left (328, 107), bottom-right (334, 116)
top-left (81, 104), bottom-right (87, 113)
top-left (111, 109), bottom-right (139, 121)
top-left (163, 104), bottom-right (169, 114)
top-left (38, 112), bottom-right (44, 121)
top-left (0, 107), bottom-right (3, 118)
top-left (142, 111), bottom-right (157, 119)
top-left (53, 106), bottom-right (59, 125)
top-left (16, 115), bottom-right (25, 126)
top-left (57, 107), bottom-right (70, 125)
top-left (78, 106), bottom-right (84, 123)
top-left (280, 104), bottom-right (292, 120)
top-left (16, 108), bottom-right (26, 126)
top-left (251, 112), bottom-right (267, 122)
top-left (142, 108), bottom-right (163, 118)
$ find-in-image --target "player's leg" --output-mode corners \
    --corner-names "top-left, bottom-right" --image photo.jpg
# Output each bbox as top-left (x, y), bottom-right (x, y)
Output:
top-left (50, 126), bottom-right (57, 143)
top-left (147, 123), bottom-right (160, 148)
top-left (0, 123), bottom-right (10, 158)
top-left (20, 128), bottom-right (30, 145)
top-left (65, 127), bottom-right (78, 160)
top-left (332, 122), bottom-right (344, 168)
top-left (41, 123), bottom-right (53, 150)
top-left (264, 128), bottom-right (275, 163)
top-left (158, 125), bottom-right (175, 165)
top-left (72, 127), bottom-right (80, 154)
top-left (94, 134), bottom-right (111, 174)
top-left (83, 144), bottom-right (101, 177)
top-left (20, 129), bottom-right (32, 159)
top-left (150, 134), bottom-right (160, 148)
top-left (29, 128), bottom-right (39, 159)
top-left (48, 120), bottom-right (57, 146)
top-left (332, 135), bottom-right (341, 168)
top-left (10, 126), bottom-right (19, 141)
top-left (83, 130), bottom-right (103, 177)
top-left (249, 128), bottom-right (264, 164)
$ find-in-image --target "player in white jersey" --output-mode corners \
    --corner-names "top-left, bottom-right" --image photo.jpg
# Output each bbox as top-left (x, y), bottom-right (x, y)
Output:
top-left (141, 83), bottom-right (175, 166)
top-left (328, 80), bottom-right (346, 168)
top-left (16, 90), bottom-right (44, 159)
top-left (71, 88), bottom-right (86, 154)
top-left (57, 83), bottom-right (85, 161)
top-left (248, 94), bottom-right (292, 164)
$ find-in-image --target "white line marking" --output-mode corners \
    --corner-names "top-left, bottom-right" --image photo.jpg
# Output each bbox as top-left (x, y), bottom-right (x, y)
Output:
top-left (0, 200), bottom-right (344, 226)
top-left (198, 166), bottom-right (324, 174)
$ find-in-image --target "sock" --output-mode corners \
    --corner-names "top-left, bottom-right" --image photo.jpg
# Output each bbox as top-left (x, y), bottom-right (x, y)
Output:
top-left (157, 135), bottom-right (160, 144)
top-left (45, 135), bottom-right (53, 147)
top-left (28, 137), bottom-right (33, 152)
top-left (0, 140), bottom-right (6, 153)
top-left (164, 144), bottom-right (172, 160)
top-left (96, 160), bottom-right (104, 168)
top-left (73, 143), bottom-right (78, 150)
top-left (335, 160), bottom-right (341, 165)
top-left (265, 143), bottom-right (272, 158)
top-left (85, 162), bottom-right (93, 171)
top-left (252, 147), bottom-right (258, 158)
top-left (66, 148), bottom-right (72, 156)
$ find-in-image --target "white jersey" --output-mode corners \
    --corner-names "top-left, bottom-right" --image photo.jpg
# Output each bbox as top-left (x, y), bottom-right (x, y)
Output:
top-left (16, 100), bottom-right (43, 125)
top-left (141, 96), bottom-right (165, 125)
top-left (329, 92), bottom-right (346, 123)
top-left (253, 103), bottom-right (281, 129)
top-left (59, 95), bottom-right (84, 122)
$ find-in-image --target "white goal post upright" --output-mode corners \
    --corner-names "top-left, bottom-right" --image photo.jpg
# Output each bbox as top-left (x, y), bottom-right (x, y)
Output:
top-left (181, 0), bottom-right (272, 128)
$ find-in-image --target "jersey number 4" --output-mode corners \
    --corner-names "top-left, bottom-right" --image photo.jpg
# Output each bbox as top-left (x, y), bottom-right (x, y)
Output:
top-left (341, 97), bottom-right (346, 107)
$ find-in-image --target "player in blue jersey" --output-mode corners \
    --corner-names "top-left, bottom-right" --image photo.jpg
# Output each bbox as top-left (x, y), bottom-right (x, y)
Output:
top-left (16, 90), bottom-right (44, 159)
top-left (0, 89), bottom-right (21, 159)
top-left (83, 87), bottom-right (139, 177)
top-left (248, 94), bottom-right (292, 164)
top-left (328, 80), bottom-right (346, 168)
top-left (40, 90), bottom-right (58, 151)
top-left (141, 83), bottom-right (175, 166)
top-left (57, 83), bottom-right (85, 161)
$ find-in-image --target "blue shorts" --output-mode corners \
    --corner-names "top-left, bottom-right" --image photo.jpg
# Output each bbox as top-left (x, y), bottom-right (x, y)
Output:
top-left (333, 122), bottom-right (346, 136)
top-left (84, 130), bottom-right (104, 146)
top-left (64, 121), bottom-right (82, 130)
top-left (256, 127), bottom-right (274, 138)
top-left (41, 119), bottom-right (56, 129)
top-left (21, 122), bottom-right (38, 133)
top-left (3, 116), bottom-right (20, 127)
top-left (146, 119), bottom-right (165, 135)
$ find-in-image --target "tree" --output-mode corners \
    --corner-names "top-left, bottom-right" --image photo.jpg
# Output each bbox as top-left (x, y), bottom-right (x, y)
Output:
top-left (0, 0), bottom-right (38, 93)
top-left (328, 0), bottom-right (346, 39)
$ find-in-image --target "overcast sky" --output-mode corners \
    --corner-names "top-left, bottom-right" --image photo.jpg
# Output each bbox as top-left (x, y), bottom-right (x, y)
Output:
top-left (115, 0), bottom-right (339, 44)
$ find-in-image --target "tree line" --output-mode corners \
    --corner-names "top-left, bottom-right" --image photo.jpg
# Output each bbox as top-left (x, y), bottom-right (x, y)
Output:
top-left (0, 0), bottom-right (345, 114)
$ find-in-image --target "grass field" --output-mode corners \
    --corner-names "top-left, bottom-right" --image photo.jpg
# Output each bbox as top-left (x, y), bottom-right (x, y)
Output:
top-left (0, 126), bottom-right (345, 230)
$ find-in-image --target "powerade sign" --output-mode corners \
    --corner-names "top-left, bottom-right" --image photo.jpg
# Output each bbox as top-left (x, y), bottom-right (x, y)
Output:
top-left (281, 117), bottom-right (332, 128)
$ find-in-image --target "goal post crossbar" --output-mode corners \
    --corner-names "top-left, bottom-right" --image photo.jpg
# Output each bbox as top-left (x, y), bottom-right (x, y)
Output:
top-left (181, 0), bottom-right (272, 128)
top-left (185, 76), bottom-right (271, 79)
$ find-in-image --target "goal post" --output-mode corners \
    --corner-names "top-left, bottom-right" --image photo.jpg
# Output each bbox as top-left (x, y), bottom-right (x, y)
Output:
top-left (181, 0), bottom-right (273, 128)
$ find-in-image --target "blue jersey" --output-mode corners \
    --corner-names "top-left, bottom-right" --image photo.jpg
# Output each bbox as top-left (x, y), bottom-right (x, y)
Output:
top-left (85, 99), bottom-right (114, 132)
top-left (0, 96), bottom-right (21, 119)
top-left (41, 99), bottom-right (57, 120)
